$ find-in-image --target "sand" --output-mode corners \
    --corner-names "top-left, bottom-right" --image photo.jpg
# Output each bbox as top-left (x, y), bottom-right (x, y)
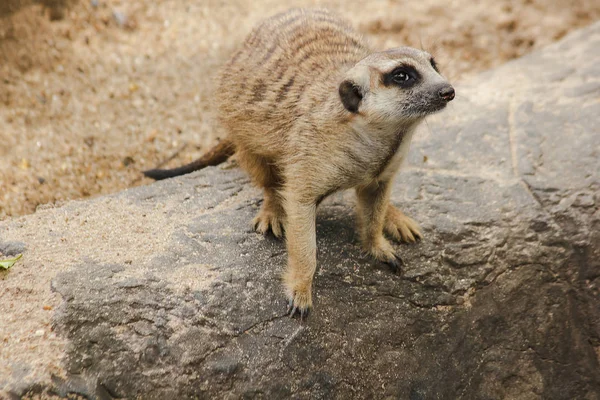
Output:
top-left (1, 0), bottom-right (599, 220)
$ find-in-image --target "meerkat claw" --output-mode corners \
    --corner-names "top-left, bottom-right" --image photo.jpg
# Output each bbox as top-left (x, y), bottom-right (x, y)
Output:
top-left (289, 305), bottom-right (310, 320)
top-left (385, 253), bottom-right (404, 274)
top-left (287, 297), bottom-right (310, 320)
top-left (300, 308), bottom-right (309, 321)
top-left (289, 305), bottom-right (298, 318)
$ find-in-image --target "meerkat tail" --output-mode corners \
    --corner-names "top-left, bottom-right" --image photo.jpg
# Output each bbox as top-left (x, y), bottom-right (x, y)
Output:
top-left (143, 139), bottom-right (235, 180)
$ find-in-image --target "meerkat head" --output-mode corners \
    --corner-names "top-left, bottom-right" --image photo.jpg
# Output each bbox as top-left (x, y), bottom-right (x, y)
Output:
top-left (339, 47), bottom-right (454, 124)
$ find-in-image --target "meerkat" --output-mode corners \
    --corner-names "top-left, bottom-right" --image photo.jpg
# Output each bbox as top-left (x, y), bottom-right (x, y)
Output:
top-left (144, 8), bottom-right (455, 318)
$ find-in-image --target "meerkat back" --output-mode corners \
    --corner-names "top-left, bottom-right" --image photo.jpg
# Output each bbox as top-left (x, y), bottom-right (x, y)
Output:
top-left (216, 9), bottom-right (370, 157)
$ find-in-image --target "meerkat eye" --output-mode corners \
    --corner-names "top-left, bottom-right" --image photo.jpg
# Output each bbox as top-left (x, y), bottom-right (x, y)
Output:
top-left (383, 65), bottom-right (420, 87)
top-left (430, 58), bottom-right (440, 73)
top-left (393, 72), bottom-right (410, 83)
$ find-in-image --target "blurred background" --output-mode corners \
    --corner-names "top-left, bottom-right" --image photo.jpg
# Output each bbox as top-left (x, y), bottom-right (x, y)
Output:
top-left (1, 0), bottom-right (598, 220)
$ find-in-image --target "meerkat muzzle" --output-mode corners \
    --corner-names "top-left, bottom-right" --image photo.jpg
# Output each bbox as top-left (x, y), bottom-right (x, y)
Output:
top-left (439, 86), bottom-right (455, 101)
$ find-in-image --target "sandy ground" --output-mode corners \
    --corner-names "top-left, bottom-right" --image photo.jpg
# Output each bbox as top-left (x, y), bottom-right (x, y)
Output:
top-left (1, 0), bottom-right (599, 220)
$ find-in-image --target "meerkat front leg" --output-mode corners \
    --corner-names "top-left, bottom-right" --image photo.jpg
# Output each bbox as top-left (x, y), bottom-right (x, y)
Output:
top-left (356, 180), bottom-right (405, 272)
top-left (281, 191), bottom-right (317, 318)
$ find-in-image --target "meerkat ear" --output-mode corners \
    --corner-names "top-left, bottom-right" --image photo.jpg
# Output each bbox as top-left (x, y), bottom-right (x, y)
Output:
top-left (339, 65), bottom-right (370, 113)
top-left (339, 80), bottom-right (363, 113)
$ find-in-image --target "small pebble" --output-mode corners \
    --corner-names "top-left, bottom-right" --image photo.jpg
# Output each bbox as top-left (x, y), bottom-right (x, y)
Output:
top-left (122, 156), bottom-right (135, 166)
top-left (113, 11), bottom-right (128, 27)
top-left (113, 11), bottom-right (137, 30)
top-left (574, 193), bottom-right (595, 208)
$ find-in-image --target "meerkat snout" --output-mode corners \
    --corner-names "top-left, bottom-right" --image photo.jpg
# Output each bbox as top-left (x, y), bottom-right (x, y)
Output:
top-left (439, 85), bottom-right (455, 101)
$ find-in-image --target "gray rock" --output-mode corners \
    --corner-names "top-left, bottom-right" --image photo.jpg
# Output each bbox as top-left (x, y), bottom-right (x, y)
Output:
top-left (1, 22), bottom-right (599, 400)
top-left (0, 240), bottom-right (26, 257)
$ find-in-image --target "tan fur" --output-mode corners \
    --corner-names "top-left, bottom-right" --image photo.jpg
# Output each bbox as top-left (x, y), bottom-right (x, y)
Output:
top-left (174, 8), bottom-right (455, 316)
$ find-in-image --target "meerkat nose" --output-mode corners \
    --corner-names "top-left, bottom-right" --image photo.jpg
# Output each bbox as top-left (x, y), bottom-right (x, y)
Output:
top-left (439, 86), bottom-right (455, 102)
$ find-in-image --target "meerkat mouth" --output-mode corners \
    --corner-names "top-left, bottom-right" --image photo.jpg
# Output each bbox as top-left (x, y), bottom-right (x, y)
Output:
top-left (429, 102), bottom-right (449, 113)
top-left (408, 102), bottom-right (448, 118)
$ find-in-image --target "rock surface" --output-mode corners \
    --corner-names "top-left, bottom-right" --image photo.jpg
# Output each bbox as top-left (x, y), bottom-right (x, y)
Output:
top-left (1, 22), bottom-right (599, 400)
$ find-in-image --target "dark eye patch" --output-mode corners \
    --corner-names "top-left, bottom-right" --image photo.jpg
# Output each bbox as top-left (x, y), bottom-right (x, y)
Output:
top-left (430, 58), bottom-right (439, 73)
top-left (382, 64), bottom-right (421, 88)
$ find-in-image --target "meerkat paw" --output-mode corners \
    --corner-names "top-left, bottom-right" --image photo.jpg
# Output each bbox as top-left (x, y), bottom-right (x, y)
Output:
top-left (286, 292), bottom-right (311, 320)
top-left (365, 235), bottom-right (404, 274)
top-left (384, 206), bottom-right (422, 243)
top-left (253, 209), bottom-right (285, 238)
top-left (283, 273), bottom-right (312, 320)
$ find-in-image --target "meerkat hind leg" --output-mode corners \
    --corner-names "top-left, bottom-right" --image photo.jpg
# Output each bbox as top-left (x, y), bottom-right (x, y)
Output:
top-left (384, 205), bottom-right (422, 243)
top-left (356, 182), bottom-right (404, 273)
top-left (237, 149), bottom-right (286, 238)
top-left (253, 188), bottom-right (285, 238)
